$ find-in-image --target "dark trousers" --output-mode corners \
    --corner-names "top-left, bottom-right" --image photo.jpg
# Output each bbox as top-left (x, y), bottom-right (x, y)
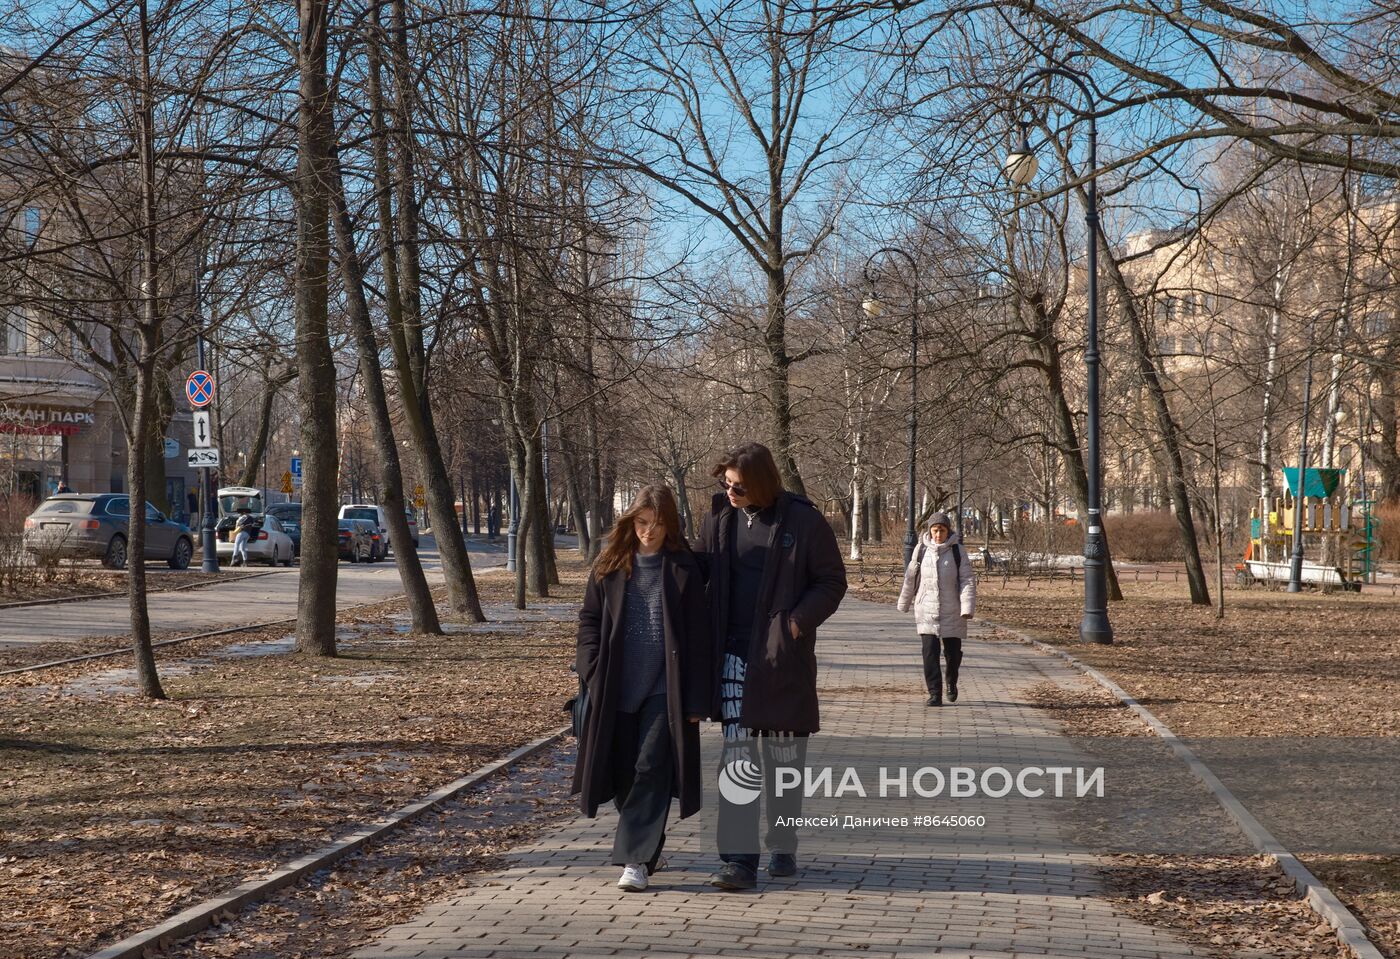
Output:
top-left (610, 693), bottom-right (672, 871)
top-left (716, 649), bottom-right (809, 871)
top-left (717, 731), bottom-right (810, 871)
top-left (920, 633), bottom-right (963, 695)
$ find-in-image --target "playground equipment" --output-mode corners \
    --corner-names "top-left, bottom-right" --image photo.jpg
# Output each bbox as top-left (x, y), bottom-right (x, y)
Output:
top-left (1239, 467), bottom-right (1378, 592)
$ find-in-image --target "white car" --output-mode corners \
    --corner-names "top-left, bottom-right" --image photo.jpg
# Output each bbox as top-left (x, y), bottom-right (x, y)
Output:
top-left (340, 503), bottom-right (394, 553)
top-left (216, 513), bottom-right (295, 566)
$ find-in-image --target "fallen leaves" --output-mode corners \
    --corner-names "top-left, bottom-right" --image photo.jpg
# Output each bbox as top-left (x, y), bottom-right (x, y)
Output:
top-left (0, 564), bottom-right (589, 959)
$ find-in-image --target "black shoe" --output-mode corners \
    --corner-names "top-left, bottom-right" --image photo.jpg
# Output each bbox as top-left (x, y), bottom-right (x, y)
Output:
top-left (708, 862), bottom-right (757, 890)
top-left (768, 852), bottom-right (797, 877)
top-left (947, 681), bottom-right (958, 703)
top-left (926, 694), bottom-right (941, 707)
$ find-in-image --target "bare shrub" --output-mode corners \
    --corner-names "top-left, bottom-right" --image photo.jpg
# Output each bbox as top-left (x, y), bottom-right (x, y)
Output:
top-left (1003, 519), bottom-right (1082, 572)
top-left (1105, 511), bottom-right (1185, 563)
top-left (1376, 502), bottom-right (1400, 563)
top-left (0, 494), bottom-right (77, 595)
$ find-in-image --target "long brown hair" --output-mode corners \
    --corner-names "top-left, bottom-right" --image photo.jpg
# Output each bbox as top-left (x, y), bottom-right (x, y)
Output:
top-left (711, 442), bottom-right (783, 508)
top-left (594, 484), bottom-right (685, 577)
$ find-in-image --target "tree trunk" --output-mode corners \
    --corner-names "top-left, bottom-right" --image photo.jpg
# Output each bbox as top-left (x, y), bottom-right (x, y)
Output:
top-left (127, 352), bottom-right (165, 698)
top-left (1260, 302), bottom-right (1283, 499)
top-left (765, 266), bottom-right (805, 495)
top-left (662, 458), bottom-right (694, 540)
top-left (558, 427), bottom-right (592, 556)
top-left (122, 0), bottom-right (167, 699)
top-left (1372, 363), bottom-right (1400, 503)
top-left (141, 414), bottom-right (169, 514)
top-left (1043, 346), bottom-right (1125, 601)
top-left (143, 361), bottom-right (174, 513)
top-left (1091, 213), bottom-right (1209, 604)
top-left (329, 151), bottom-right (441, 636)
top-left (368, 14), bottom-right (483, 622)
top-left (1323, 175), bottom-right (1360, 470)
top-left (848, 428), bottom-right (864, 560)
top-left (293, 0), bottom-right (339, 657)
top-left (237, 372), bottom-right (290, 488)
top-left (471, 466), bottom-right (481, 535)
top-left (569, 461), bottom-right (592, 555)
top-left (523, 429), bottom-right (551, 596)
top-left (586, 416), bottom-right (605, 560)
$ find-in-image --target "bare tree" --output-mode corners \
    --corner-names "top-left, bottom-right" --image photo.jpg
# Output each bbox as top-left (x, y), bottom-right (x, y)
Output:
top-left (620, 0), bottom-right (875, 494)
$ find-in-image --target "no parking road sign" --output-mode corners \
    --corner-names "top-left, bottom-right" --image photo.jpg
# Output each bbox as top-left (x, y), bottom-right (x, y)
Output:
top-left (186, 370), bottom-right (216, 408)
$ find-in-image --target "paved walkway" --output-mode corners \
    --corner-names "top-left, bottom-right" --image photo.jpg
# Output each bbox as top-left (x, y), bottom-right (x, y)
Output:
top-left (351, 598), bottom-right (1208, 959)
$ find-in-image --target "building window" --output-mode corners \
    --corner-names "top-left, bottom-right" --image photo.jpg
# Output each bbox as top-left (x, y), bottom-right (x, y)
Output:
top-left (32, 317), bottom-right (62, 357)
top-left (3, 310), bottom-right (27, 355)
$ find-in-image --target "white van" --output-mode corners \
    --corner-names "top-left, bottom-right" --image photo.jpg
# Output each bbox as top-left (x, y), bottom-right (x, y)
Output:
top-left (339, 503), bottom-right (391, 552)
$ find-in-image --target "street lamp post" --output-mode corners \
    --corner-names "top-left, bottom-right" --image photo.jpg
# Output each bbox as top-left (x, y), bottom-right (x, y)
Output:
top-left (863, 246), bottom-right (920, 568)
top-left (1004, 64), bottom-right (1113, 644)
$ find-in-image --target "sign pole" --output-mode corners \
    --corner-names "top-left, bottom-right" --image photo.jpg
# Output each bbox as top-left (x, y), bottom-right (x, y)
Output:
top-left (196, 338), bottom-right (219, 573)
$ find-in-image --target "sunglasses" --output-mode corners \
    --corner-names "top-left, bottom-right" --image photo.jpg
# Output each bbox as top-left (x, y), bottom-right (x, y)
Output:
top-left (718, 478), bottom-right (748, 496)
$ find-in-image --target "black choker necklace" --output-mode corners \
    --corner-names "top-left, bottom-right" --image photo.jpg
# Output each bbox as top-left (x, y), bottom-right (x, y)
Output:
top-left (742, 505), bottom-right (762, 528)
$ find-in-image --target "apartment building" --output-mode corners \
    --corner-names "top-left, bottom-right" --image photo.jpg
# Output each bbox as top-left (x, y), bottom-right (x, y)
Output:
top-left (0, 54), bottom-right (200, 514)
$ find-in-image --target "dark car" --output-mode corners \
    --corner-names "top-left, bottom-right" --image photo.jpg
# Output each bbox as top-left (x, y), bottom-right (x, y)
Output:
top-left (359, 519), bottom-right (386, 562)
top-left (337, 518), bottom-right (374, 563)
top-left (23, 493), bottom-right (195, 570)
top-left (266, 503), bottom-right (302, 556)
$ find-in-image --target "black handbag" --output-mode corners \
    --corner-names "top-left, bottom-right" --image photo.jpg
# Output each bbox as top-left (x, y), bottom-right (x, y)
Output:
top-left (564, 666), bottom-right (589, 738)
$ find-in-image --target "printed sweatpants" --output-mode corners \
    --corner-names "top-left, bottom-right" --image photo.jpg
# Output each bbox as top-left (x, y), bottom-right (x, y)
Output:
top-left (716, 648), bottom-right (809, 871)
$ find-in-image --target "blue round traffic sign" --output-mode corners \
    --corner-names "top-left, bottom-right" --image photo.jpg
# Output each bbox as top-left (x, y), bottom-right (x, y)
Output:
top-left (186, 370), bottom-right (215, 408)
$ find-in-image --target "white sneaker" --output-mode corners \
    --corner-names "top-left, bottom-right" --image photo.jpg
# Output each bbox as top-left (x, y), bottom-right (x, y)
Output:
top-left (617, 864), bottom-right (649, 892)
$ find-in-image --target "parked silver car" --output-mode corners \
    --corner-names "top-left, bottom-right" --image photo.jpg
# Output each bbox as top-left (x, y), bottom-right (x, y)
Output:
top-left (215, 513), bottom-right (295, 566)
top-left (23, 493), bottom-right (195, 570)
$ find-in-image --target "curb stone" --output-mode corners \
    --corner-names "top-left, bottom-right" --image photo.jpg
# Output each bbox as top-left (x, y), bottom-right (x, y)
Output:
top-left (83, 725), bottom-right (571, 959)
top-left (996, 622), bottom-right (1385, 959)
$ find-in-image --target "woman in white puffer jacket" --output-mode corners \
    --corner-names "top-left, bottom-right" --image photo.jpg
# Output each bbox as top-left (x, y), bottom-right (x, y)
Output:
top-left (895, 511), bottom-right (976, 706)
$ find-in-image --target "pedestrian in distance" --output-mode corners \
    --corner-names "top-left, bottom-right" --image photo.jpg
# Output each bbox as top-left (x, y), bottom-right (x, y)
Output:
top-left (231, 509), bottom-right (257, 567)
top-left (572, 484), bottom-right (712, 893)
top-left (54, 479), bottom-right (72, 494)
top-left (896, 510), bottom-right (976, 707)
top-left (696, 442), bottom-right (847, 891)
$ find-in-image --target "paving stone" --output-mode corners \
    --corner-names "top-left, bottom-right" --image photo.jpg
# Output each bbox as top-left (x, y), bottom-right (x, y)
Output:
top-left (352, 599), bottom-right (1205, 959)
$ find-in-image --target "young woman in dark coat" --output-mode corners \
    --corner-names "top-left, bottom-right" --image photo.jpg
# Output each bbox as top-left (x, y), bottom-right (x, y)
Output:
top-left (571, 484), bottom-right (712, 892)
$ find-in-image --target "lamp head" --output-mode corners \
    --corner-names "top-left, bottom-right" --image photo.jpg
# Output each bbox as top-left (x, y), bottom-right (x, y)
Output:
top-left (861, 297), bottom-right (883, 318)
top-left (1004, 143), bottom-right (1039, 188)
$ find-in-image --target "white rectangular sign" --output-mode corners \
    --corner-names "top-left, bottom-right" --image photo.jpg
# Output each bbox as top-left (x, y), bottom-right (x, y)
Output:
top-left (192, 410), bottom-right (212, 448)
top-left (188, 447), bottom-right (220, 468)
